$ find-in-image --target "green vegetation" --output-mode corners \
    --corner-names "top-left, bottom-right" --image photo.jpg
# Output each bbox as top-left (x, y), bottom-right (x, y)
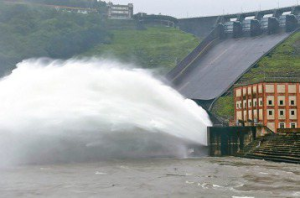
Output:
top-left (0, 3), bottom-right (111, 74)
top-left (211, 96), bottom-right (235, 122)
top-left (212, 32), bottom-right (300, 121)
top-left (21, 0), bottom-right (105, 9)
top-left (0, 2), bottom-right (199, 75)
top-left (84, 27), bottom-right (199, 73)
top-left (239, 32), bottom-right (300, 84)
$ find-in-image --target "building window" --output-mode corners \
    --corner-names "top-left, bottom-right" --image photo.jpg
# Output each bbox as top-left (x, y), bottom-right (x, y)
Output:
top-left (291, 110), bottom-right (295, 116)
top-left (268, 111), bottom-right (273, 116)
top-left (254, 101), bottom-right (257, 107)
top-left (260, 101), bottom-right (263, 106)
top-left (280, 123), bottom-right (285, 129)
top-left (291, 123), bottom-right (296, 129)
top-left (249, 102), bottom-right (252, 107)
top-left (291, 100), bottom-right (295, 106)
top-left (236, 104), bottom-right (239, 109)
top-left (279, 100), bottom-right (284, 106)
top-left (268, 100), bottom-right (273, 105)
top-left (280, 110), bottom-right (284, 116)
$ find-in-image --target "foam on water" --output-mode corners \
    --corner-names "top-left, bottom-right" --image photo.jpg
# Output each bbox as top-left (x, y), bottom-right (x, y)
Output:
top-left (0, 58), bottom-right (211, 165)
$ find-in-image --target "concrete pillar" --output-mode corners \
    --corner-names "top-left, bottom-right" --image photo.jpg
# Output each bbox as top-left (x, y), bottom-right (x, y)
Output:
top-left (273, 10), bottom-right (283, 18)
top-left (255, 12), bottom-right (264, 20)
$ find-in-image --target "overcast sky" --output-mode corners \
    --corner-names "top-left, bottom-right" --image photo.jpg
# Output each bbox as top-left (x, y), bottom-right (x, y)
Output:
top-left (108, 0), bottom-right (299, 18)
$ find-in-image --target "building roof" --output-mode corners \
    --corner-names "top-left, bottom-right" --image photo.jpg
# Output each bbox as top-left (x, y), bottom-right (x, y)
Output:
top-left (234, 78), bottom-right (300, 88)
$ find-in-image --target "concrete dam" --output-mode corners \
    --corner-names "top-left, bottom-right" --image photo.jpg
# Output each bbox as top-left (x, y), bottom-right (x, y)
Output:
top-left (169, 5), bottom-right (300, 109)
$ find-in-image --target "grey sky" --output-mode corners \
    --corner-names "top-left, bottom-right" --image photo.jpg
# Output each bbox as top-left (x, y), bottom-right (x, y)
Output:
top-left (108, 0), bottom-right (299, 18)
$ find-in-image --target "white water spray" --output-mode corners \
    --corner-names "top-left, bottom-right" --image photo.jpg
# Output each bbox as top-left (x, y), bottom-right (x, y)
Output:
top-left (0, 58), bottom-right (211, 165)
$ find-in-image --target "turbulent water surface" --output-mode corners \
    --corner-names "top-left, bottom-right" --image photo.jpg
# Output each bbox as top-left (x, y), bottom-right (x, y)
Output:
top-left (1, 157), bottom-right (300, 198)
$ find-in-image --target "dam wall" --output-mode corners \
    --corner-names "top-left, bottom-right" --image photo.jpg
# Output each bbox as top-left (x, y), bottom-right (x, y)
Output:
top-left (169, 32), bottom-right (294, 102)
top-left (178, 5), bottom-right (300, 38)
top-left (178, 16), bottom-right (218, 38)
top-left (170, 7), bottom-right (300, 112)
top-left (208, 126), bottom-right (257, 156)
top-left (166, 25), bottom-right (223, 83)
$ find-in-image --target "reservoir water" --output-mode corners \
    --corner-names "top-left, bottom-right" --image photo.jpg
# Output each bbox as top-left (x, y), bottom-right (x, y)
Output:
top-left (1, 157), bottom-right (299, 198)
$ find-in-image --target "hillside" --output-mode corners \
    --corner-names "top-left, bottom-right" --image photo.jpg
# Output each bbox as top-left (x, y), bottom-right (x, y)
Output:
top-left (0, 2), bottom-right (199, 76)
top-left (212, 32), bottom-right (300, 121)
top-left (84, 27), bottom-right (199, 73)
top-left (0, 2), bottom-right (111, 75)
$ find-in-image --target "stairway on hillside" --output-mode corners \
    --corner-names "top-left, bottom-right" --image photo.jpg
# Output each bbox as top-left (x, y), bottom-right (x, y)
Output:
top-left (238, 133), bottom-right (300, 164)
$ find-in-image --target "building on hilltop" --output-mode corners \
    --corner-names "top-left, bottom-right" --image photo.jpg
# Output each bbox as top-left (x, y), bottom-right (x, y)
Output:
top-left (234, 80), bottom-right (300, 133)
top-left (107, 2), bottom-right (133, 20)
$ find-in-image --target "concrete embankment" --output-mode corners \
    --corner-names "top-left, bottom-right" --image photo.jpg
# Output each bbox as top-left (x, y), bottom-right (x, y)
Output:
top-left (238, 132), bottom-right (300, 164)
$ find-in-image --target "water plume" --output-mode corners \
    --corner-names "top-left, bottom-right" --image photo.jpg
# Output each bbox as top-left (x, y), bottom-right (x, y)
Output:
top-left (0, 58), bottom-right (211, 166)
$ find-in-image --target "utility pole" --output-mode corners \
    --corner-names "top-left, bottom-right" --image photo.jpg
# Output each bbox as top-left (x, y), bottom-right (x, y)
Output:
top-left (264, 63), bottom-right (266, 80)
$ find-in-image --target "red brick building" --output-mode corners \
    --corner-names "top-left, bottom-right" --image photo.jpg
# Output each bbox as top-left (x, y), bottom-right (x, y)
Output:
top-left (234, 81), bottom-right (300, 133)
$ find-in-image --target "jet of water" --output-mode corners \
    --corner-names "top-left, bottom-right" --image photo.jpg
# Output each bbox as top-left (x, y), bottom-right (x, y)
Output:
top-left (0, 58), bottom-right (211, 165)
